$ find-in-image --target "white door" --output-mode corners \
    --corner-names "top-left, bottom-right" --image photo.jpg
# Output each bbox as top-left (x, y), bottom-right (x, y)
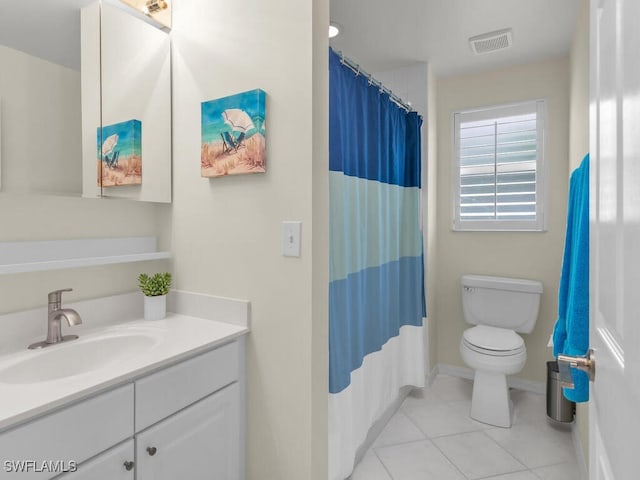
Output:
top-left (135, 383), bottom-right (240, 480)
top-left (589, 0), bottom-right (640, 477)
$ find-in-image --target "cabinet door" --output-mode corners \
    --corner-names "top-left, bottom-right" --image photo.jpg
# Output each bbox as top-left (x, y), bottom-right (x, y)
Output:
top-left (136, 383), bottom-right (240, 480)
top-left (54, 440), bottom-right (134, 480)
top-left (0, 384), bottom-right (133, 480)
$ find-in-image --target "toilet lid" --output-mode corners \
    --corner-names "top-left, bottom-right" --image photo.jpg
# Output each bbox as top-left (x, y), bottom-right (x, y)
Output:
top-left (462, 325), bottom-right (524, 352)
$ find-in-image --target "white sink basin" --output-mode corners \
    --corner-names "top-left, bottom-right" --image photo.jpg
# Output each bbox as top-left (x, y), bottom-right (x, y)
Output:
top-left (0, 333), bottom-right (159, 384)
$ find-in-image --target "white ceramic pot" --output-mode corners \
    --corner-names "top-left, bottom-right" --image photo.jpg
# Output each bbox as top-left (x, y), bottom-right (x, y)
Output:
top-left (144, 294), bottom-right (167, 321)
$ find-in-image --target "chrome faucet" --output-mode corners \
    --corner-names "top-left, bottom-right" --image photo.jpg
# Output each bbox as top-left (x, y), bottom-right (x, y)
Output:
top-left (28, 289), bottom-right (83, 349)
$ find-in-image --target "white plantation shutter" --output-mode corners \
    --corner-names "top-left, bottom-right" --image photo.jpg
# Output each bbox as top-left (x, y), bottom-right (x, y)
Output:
top-left (452, 100), bottom-right (546, 231)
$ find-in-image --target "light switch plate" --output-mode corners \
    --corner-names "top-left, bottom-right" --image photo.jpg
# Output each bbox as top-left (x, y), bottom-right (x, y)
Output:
top-left (282, 221), bottom-right (302, 257)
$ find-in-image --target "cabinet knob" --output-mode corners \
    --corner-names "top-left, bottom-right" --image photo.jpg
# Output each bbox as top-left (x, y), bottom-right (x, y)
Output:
top-left (123, 461), bottom-right (135, 471)
top-left (147, 446), bottom-right (158, 456)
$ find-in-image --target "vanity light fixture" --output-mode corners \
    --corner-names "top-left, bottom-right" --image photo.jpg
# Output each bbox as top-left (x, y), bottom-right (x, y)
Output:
top-left (119, 0), bottom-right (172, 29)
top-left (329, 22), bottom-right (341, 39)
top-left (143, 0), bottom-right (168, 15)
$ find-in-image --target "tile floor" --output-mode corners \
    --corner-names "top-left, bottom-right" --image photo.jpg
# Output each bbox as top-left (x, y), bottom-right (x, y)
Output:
top-left (349, 375), bottom-right (582, 480)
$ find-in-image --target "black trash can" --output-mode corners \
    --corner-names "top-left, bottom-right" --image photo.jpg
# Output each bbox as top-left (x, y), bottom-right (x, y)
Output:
top-left (546, 360), bottom-right (575, 422)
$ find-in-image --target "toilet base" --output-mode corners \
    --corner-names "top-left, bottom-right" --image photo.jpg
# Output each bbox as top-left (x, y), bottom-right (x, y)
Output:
top-left (470, 370), bottom-right (512, 428)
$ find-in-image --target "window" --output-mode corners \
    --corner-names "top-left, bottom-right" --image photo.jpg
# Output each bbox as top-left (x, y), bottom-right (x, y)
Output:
top-left (452, 100), bottom-right (546, 231)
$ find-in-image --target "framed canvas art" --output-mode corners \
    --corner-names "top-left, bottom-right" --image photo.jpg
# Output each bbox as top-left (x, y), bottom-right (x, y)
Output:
top-left (97, 119), bottom-right (142, 187)
top-left (201, 89), bottom-right (266, 177)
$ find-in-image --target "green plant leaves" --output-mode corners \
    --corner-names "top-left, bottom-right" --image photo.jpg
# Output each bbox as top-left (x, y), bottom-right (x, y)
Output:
top-left (138, 272), bottom-right (172, 297)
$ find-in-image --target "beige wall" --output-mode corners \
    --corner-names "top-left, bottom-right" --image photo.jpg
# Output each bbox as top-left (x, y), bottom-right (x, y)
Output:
top-left (569, 0), bottom-right (590, 466)
top-left (435, 58), bottom-right (570, 384)
top-left (0, 46), bottom-right (82, 195)
top-left (570, 0), bottom-right (590, 173)
top-left (169, 0), bottom-right (327, 479)
top-left (311, 0), bottom-right (330, 476)
top-left (427, 66), bottom-right (439, 372)
top-left (0, 195), bottom-right (168, 313)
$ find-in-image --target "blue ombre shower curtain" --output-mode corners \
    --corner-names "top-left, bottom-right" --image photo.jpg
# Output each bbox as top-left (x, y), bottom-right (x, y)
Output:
top-left (328, 49), bottom-right (426, 480)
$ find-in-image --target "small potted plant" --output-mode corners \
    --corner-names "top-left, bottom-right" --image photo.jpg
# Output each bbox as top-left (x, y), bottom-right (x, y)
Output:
top-left (138, 272), bottom-right (172, 320)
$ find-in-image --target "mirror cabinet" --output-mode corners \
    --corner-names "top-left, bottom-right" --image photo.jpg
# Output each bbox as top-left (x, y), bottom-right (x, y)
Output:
top-left (0, 0), bottom-right (172, 203)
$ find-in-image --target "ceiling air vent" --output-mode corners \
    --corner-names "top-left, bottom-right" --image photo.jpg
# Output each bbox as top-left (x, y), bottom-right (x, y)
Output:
top-left (469, 28), bottom-right (513, 55)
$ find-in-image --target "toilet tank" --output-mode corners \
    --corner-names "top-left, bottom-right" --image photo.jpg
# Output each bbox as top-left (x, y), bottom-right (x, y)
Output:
top-left (461, 275), bottom-right (543, 334)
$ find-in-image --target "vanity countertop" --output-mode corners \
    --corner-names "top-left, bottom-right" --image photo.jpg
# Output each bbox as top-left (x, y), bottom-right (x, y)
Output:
top-left (0, 314), bottom-right (248, 432)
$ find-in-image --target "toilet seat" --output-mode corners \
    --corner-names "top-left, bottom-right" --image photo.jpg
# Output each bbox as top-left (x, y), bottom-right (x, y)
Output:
top-left (462, 325), bottom-right (525, 357)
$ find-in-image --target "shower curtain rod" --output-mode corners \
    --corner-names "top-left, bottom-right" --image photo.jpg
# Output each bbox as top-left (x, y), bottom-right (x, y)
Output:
top-left (336, 50), bottom-right (414, 113)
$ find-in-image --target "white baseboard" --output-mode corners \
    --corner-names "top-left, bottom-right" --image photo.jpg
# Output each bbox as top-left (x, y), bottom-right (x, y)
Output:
top-left (436, 363), bottom-right (546, 395)
top-left (509, 376), bottom-right (546, 395)
top-left (426, 365), bottom-right (439, 387)
top-left (437, 363), bottom-right (475, 380)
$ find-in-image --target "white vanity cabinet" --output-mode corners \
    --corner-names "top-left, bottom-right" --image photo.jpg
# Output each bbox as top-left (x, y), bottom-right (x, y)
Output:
top-left (134, 340), bottom-right (242, 480)
top-left (0, 339), bottom-right (244, 480)
top-left (136, 383), bottom-right (240, 479)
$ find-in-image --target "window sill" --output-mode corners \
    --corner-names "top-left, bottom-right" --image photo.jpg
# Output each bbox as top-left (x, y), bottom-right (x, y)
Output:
top-left (452, 226), bottom-right (547, 233)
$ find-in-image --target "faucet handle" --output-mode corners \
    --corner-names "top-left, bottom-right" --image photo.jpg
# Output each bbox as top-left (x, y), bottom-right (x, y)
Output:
top-left (48, 288), bottom-right (73, 304)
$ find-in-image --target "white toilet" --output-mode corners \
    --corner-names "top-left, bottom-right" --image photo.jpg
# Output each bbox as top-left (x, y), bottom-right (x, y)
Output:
top-left (459, 274), bottom-right (543, 428)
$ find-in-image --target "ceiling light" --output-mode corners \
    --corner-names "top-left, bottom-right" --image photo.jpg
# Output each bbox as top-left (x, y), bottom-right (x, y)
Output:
top-left (329, 22), bottom-right (341, 39)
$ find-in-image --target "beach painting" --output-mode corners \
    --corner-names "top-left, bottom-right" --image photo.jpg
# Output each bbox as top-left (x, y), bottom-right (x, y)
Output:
top-left (97, 119), bottom-right (142, 187)
top-left (201, 89), bottom-right (266, 177)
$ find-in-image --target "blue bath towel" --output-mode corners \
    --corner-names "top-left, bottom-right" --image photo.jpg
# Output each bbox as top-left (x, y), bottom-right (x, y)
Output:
top-left (553, 154), bottom-right (590, 402)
